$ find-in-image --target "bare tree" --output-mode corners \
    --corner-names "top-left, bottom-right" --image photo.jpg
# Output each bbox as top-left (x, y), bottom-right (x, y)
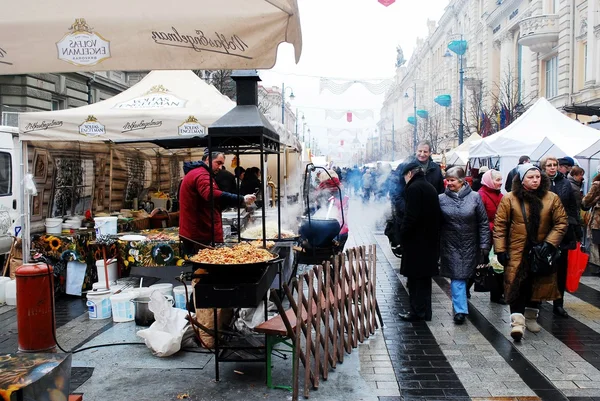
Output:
top-left (451, 65), bottom-right (534, 139)
top-left (417, 115), bottom-right (444, 153)
top-left (193, 70), bottom-right (236, 100)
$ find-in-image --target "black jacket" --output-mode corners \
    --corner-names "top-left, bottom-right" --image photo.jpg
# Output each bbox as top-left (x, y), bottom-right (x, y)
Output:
top-left (505, 166), bottom-right (518, 192)
top-left (548, 172), bottom-right (578, 248)
top-left (406, 156), bottom-right (445, 194)
top-left (399, 172), bottom-right (442, 278)
top-left (240, 176), bottom-right (261, 196)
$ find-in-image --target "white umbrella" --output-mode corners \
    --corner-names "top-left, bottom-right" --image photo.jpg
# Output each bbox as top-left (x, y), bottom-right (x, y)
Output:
top-left (19, 70), bottom-right (235, 143)
top-left (0, 0), bottom-right (302, 74)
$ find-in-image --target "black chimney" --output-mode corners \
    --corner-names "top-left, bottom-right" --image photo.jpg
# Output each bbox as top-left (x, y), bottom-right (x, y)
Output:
top-left (231, 70), bottom-right (260, 106)
top-left (208, 70), bottom-right (279, 147)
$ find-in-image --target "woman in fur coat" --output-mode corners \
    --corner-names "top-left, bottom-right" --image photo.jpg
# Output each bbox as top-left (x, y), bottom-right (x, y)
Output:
top-left (493, 164), bottom-right (567, 341)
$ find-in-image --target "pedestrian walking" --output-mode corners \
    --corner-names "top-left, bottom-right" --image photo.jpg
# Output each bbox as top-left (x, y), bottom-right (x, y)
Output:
top-left (398, 161), bottom-right (442, 322)
top-left (569, 166), bottom-right (585, 240)
top-left (362, 169), bottom-right (373, 202)
top-left (582, 175), bottom-right (600, 273)
top-left (505, 155), bottom-right (530, 192)
top-left (558, 156), bottom-right (575, 177)
top-left (493, 164), bottom-right (567, 341)
top-left (478, 168), bottom-right (506, 304)
top-left (406, 140), bottom-right (445, 194)
top-left (438, 167), bottom-right (490, 324)
top-left (541, 156), bottom-right (579, 318)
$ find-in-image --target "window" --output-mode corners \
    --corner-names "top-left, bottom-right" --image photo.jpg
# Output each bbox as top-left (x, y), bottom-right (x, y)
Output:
top-left (552, 0), bottom-right (559, 13)
top-left (51, 98), bottom-right (65, 111)
top-left (51, 158), bottom-right (94, 217)
top-left (0, 152), bottom-right (11, 196)
top-left (545, 56), bottom-right (558, 98)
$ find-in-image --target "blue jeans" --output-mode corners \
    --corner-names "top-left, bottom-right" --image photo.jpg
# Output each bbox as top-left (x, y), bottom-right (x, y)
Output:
top-left (451, 279), bottom-right (468, 314)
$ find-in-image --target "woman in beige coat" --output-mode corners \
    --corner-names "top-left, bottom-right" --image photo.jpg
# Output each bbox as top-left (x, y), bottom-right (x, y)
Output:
top-left (493, 164), bottom-right (567, 341)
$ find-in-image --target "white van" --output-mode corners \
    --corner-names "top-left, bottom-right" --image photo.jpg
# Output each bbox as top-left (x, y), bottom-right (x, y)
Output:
top-left (0, 126), bottom-right (20, 259)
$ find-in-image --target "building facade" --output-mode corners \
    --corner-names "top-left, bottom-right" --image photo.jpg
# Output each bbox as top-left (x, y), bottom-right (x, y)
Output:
top-left (0, 72), bottom-right (132, 126)
top-left (379, 0), bottom-right (600, 158)
top-left (258, 84), bottom-right (298, 138)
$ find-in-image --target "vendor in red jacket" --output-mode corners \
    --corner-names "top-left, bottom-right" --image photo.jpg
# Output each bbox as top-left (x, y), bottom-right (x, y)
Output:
top-left (179, 151), bottom-right (255, 255)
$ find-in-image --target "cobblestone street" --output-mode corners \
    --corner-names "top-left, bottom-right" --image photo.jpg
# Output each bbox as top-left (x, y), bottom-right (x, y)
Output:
top-left (3, 200), bottom-right (600, 400)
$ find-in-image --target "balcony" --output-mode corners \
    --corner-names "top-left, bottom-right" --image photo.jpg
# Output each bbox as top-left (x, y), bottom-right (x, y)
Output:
top-left (518, 14), bottom-right (559, 53)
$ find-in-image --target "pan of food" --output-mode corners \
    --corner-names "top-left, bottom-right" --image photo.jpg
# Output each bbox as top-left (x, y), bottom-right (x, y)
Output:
top-left (240, 223), bottom-right (300, 243)
top-left (188, 243), bottom-right (282, 275)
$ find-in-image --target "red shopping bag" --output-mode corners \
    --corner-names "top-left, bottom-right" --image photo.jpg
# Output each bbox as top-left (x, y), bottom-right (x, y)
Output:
top-left (566, 242), bottom-right (589, 293)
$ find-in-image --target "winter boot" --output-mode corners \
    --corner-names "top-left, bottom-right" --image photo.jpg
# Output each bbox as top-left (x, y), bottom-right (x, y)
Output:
top-left (510, 313), bottom-right (526, 342)
top-left (524, 307), bottom-right (541, 333)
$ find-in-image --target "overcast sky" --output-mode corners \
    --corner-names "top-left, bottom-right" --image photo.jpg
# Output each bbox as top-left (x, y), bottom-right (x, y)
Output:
top-left (259, 0), bottom-right (450, 155)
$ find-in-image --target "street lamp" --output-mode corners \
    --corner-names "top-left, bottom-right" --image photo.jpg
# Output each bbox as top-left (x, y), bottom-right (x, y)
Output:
top-left (281, 83), bottom-right (295, 125)
top-left (446, 35), bottom-right (467, 145)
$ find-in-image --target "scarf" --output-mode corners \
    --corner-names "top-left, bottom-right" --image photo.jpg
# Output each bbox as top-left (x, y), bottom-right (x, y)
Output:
top-left (318, 177), bottom-right (342, 191)
top-left (481, 170), bottom-right (496, 189)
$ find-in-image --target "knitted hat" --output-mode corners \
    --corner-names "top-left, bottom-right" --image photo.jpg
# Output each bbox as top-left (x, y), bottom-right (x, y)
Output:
top-left (517, 163), bottom-right (540, 181)
top-left (400, 161), bottom-right (420, 176)
top-left (558, 156), bottom-right (575, 167)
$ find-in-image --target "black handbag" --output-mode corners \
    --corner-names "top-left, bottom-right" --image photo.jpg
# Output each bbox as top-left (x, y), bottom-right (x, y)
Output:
top-left (474, 264), bottom-right (499, 292)
top-left (520, 200), bottom-right (560, 276)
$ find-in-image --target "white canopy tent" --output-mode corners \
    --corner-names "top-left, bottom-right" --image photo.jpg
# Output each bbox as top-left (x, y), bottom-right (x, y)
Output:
top-left (469, 97), bottom-right (600, 188)
top-left (446, 133), bottom-right (481, 166)
top-left (0, 0), bottom-right (302, 74)
top-left (19, 70), bottom-right (235, 144)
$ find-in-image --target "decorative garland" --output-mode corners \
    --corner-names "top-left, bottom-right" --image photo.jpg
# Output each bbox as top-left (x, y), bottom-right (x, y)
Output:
top-left (319, 78), bottom-right (394, 95)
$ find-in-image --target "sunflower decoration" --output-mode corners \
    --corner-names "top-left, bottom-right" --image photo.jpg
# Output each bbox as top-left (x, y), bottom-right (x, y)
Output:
top-left (43, 235), bottom-right (63, 257)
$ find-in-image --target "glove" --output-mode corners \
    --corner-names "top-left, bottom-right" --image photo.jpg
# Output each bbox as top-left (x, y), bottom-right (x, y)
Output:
top-left (243, 194), bottom-right (256, 205)
top-left (479, 248), bottom-right (489, 265)
top-left (496, 252), bottom-right (509, 267)
top-left (536, 242), bottom-right (555, 260)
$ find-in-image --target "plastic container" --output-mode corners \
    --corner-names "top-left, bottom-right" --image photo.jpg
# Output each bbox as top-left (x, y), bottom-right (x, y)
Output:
top-left (95, 216), bottom-right (118, 236)
top-left (173, 285), bottom-right (188, 310)
top-left (87, 289), bottom-right (112, 319)
top-left (5, 279), bottom-right (17, 306)
top-left (110, 292), bottom-right (136, 322)
top-left (149, 283), bottom-right (173, 298)
top-left (45, 218), bottom-right (63, 234)
top-left (95, 259), bottom-right (118, 285)
top-left (0, 277), bottom-right (11, 304)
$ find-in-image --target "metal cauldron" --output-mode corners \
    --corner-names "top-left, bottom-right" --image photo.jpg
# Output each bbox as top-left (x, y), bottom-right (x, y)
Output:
top-left (299, 217), bottom-right (341, 247)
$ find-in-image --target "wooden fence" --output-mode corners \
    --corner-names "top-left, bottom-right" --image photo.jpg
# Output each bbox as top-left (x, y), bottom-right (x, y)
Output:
top-left (283, 244), bottom-right (381, 400)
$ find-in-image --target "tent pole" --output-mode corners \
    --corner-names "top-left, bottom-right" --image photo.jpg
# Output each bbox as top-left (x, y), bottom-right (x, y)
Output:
top-left (21, 141), bottom-right (30, 264)
top-left (108, 145), bottom-right (114, 213)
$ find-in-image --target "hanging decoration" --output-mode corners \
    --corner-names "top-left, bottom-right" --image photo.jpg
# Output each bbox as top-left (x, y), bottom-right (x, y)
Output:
top-left (378, 0), bottom-right (396, 6)
top-left (326, 128), bottom-right (362, 137)
top-left (417, 110), bottom-right (429, 118)
top-left (434, 94), bottom-right (452, 107)
top-left (407, 116), bottom-right (416, 125)
top-left (347, 112), bottom-right (352, 123)
top-left (325, 109), bottom-right (375, 120)
top-left (319, 77), bottom-right (393, 95)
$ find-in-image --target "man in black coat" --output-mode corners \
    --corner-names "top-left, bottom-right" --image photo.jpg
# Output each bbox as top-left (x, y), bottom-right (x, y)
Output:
top-left (406, 140), bottom-right (445, 194)
top-left (505, 155), bottom-right (530, 192)
top-left (398, 162), bottom-right (442, 321)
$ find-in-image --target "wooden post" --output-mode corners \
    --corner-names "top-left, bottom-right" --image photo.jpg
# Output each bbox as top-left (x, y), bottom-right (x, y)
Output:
top-left (323, 261), bottom-right (331, 379)
top-left (304, 271), bottom-right (314, 397)
top-left (332, 254), bottom-right (341, 365)
top-left (313, 265), bottom-right (322, 385)
top-left (292, 278), bottom-right (303, 401)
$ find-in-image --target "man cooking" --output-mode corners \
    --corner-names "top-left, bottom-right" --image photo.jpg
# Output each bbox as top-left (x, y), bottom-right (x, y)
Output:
top-left (179, 150), bottom-right (256, 255)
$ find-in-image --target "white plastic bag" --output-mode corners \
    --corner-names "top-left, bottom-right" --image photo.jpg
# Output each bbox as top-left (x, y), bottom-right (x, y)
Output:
top-left (24, 173), bottom-right (37, 196)
top-left (137, 291), bottom-right (190, 357)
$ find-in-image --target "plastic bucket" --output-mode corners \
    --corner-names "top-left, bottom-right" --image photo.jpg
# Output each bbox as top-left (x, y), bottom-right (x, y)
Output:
top-left (87, 289), bottom-right (112, 319)
top-left (5, 280), bottom-right (16, 306)
top-left (110, 292), bottom-right (136, 322)
top-left (45, 218), bottom-right (63, 234)
top-left (149, 283), bottom-right (173, 298)
top-left (95, 216), bottom-right (118, 236)
top-left (95, 260), bottom-right (118, 284)
top-left (0, 277), bottom-right (11, 304)
top-left (173, 286), bottom-right (188, 310)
